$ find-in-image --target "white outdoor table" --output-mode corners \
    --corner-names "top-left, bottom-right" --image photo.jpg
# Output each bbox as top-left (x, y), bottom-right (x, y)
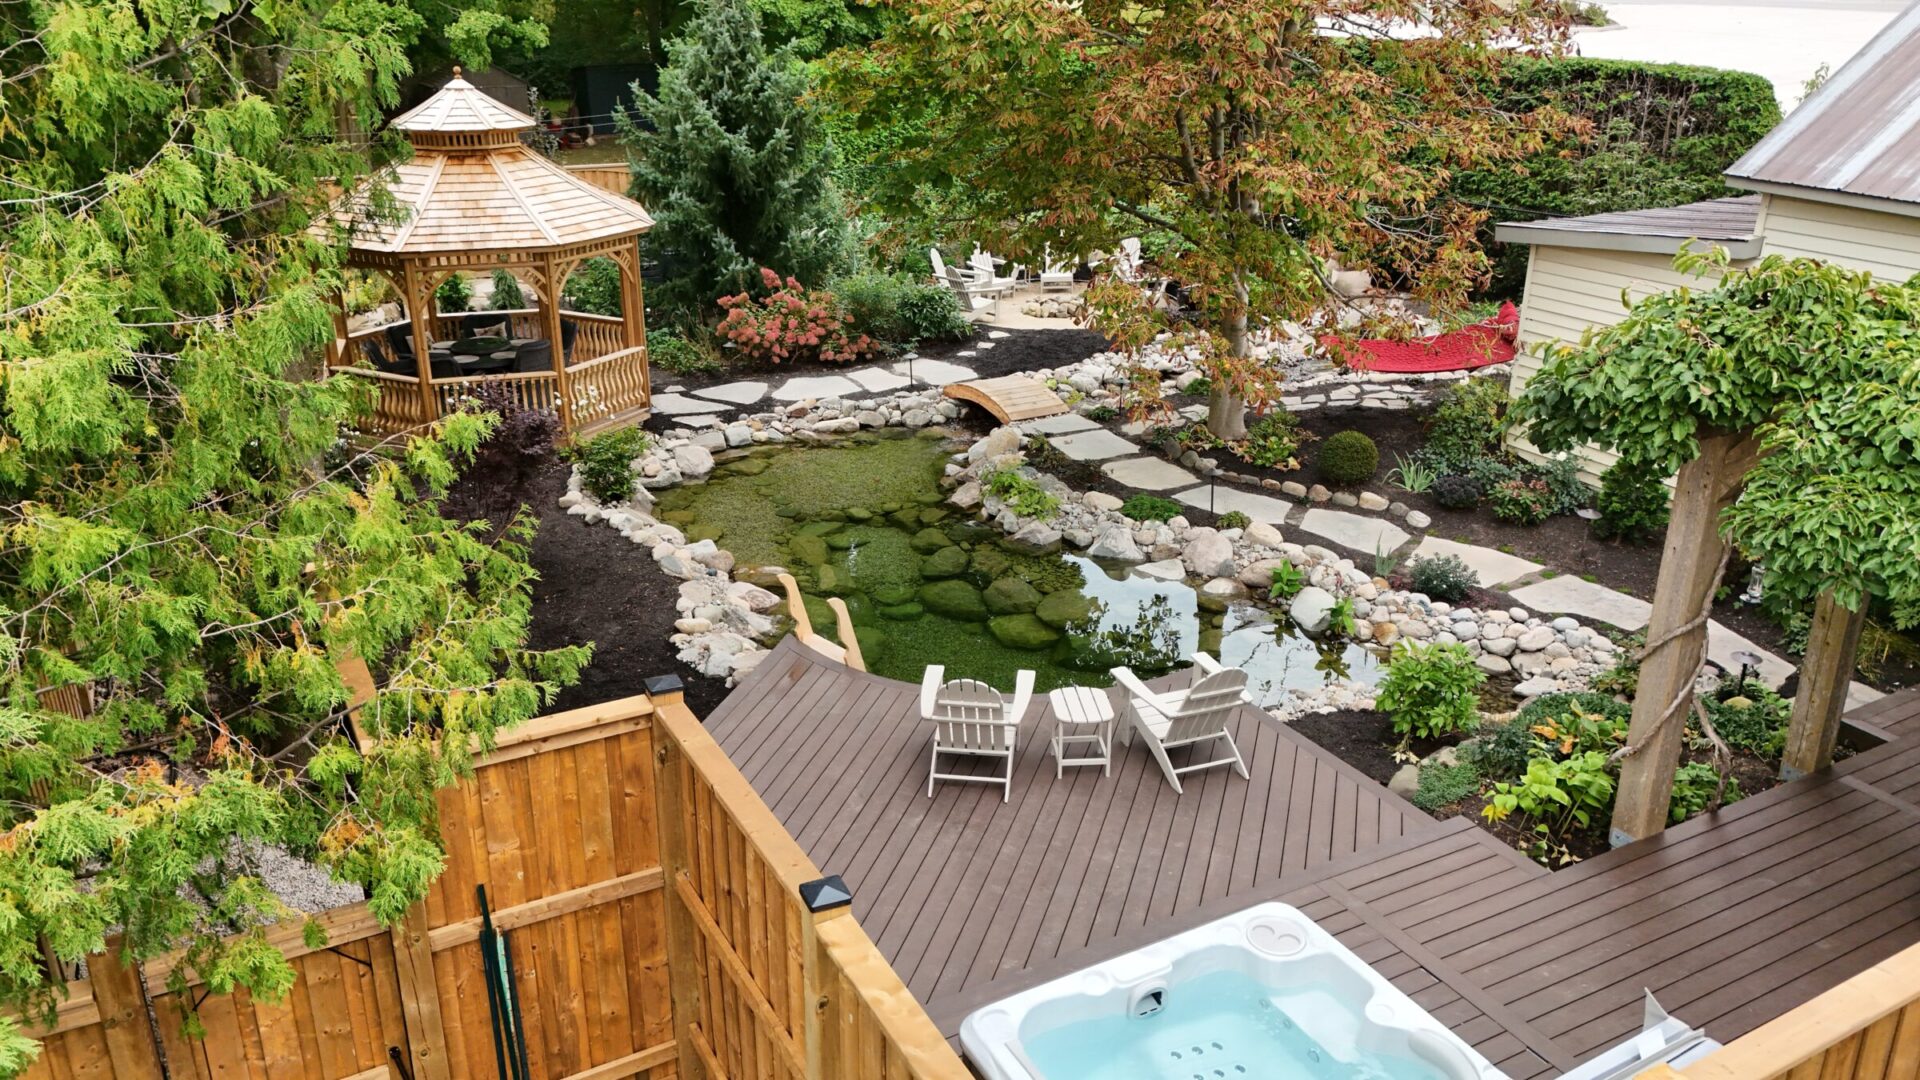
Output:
top-left (1046, 685), bottom-right (1115, 778)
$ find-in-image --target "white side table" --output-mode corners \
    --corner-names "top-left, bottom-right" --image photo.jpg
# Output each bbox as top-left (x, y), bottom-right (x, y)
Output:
top-left (1047, 686), bottom-right (1115, 778)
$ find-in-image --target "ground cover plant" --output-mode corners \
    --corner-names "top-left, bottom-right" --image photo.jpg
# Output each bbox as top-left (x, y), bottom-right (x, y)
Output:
top-left (1120, 494), bottom-right (1184, 523)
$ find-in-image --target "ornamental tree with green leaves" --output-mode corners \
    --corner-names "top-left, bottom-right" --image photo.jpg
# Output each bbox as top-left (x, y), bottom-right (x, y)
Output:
top-left (828, 0), bottom-right (1574, 438)
top-left (1511, 252), bottom-right (1920, 839)
top-left (620, 0), bottom-right (851, 325)
top-left (0, 0), bottom-right (584, 1068)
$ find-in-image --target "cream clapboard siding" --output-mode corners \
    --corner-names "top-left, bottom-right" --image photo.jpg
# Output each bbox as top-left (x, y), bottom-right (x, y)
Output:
top-left (1757, 194), bottom-right (1920, 280)
top-left (1505, 245), bottom-right (1748, 485)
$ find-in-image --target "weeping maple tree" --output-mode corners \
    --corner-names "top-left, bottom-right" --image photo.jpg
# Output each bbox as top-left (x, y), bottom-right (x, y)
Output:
top-left (829, 0), bottom-right (1574, 437)
top-left (0, 0), bottom-right (580, 1067)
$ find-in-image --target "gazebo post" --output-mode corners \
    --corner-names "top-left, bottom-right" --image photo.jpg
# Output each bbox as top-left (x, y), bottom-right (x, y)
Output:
top-left (403, 263), bottom-right (439, 423)
top-left (542, 253), bottom-right (574, 433)
top-left (621, 239), bottom-right (649, 402)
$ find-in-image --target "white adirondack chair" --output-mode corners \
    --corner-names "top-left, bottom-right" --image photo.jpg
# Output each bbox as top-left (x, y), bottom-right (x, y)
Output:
top-left (921, 665), bottom-right (1036, 801)
top-left (1039, 244), bottom-right (1076, 291)
top-left (929, 247), bottom-right (981, 287)
top-left (1110, 653), bottom-right (1250, 794)
top-left (968, 249), bottom-right (1021, 291)
top-left (1113, 237), bottom-right (1145, 283)
top-left (941, 267), bottom-right (1003, 319)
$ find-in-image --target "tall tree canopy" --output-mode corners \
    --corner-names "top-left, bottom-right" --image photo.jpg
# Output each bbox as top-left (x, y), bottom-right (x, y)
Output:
top-left (828, 0), bottom-right (1572, 436)
top-left (621, 0), bottom-right (850, 324)
top-left (0, 0), bottom-right (583, 1066)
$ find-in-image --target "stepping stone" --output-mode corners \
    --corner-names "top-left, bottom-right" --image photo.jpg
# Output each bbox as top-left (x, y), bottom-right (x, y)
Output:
top-left (675, 415), bottom-right (724, 429)
top-left (1022, 413), bottom-right (1099, 435)
top-left (1172, 486), bottom-right (1292, 524)
top-left (1295, 508), bottom-right (1410, 555)
top-left (844, 367), bottom-right (911, 393)
top-left (1050, 428), bottom-right (1139, 461)
top-left (690, 380), bottom-right (769, 405)
top-left (987, 330), bottom-right (1010, 339)
top-left (1849, 682), bottom-right (1885, 712)
top-left (956, 350), bottom-right (978, 357)
top-left (651, 391), bottom-right (731, 415)
top-left (891, 358), bottom-right (976, 386)
top-left (770, 374), bottom-right (862, 402)
top-left (1705, 623), bottom-right (1792, 689)
top-left (1509, 577), bottom-right (1651, 632)
top-left (977, 341), bottom-right (996, 350)
top-left (1409, 537), bottom-right (1543, 588)
top-left (1178, 404), bottom-right (1209, 421)
top-left (1101, 457), bottom-right (1198, 492)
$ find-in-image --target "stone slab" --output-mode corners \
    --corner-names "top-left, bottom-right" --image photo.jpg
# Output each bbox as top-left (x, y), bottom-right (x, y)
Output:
top-left (1848, 682), bottom-right (1885, 712)
top-left (1509, 577), bottom-right (1652, 632)
top-left (1021, 412), bottom-right (1100, 435)
top-left (690, 380), bottom-right (769, 405)
top-left (1101, 456), bottom-right (1199, 492)
top-left (650, 391), bottom-right (732, 415)
top-left (1133, 559), bottom-right (1187, 582)
top-left (1409, 536), bottom-right (1544, 588)
top-left (1295, 508), bottom-right (1410, 555)
top-left (891, 358), bottom-right (976, 386)
top-left (844, 367), bottom-right (911, 393)
top-left (770, 374), bottom-right (862, 402)
top-left (1050, 428), bottom-right (1140, 462)
top-left (1704, 622), bottom-right (1793, 689)
top-left (1171, 485), bottom-right (1293, 525)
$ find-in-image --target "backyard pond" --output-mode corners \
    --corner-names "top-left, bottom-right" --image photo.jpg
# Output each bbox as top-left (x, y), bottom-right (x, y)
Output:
top-left (653, 430), bottom-right (1384, 703)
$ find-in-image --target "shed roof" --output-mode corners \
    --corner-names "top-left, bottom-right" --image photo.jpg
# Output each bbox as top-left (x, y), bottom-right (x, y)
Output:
top-left (1493, 196), bottom-right (1763, 258)
top-left (1725, 1), bottom-right (1920, 215)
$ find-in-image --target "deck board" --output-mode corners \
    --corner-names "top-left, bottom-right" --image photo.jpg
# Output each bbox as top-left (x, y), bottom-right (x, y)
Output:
top-left (704, 641), bottom-right (1920, 1073)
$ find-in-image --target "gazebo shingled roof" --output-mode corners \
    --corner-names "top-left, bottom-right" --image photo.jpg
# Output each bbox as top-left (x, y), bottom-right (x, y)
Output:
top-left (321, 69), bottom-right (654, 438)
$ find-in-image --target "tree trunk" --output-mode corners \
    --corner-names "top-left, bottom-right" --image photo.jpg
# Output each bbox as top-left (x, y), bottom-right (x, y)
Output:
top-left (1610, 432), bottom-right (1757, 847)
top-left (1781, 589), bottom-right (1867, 780)
top-left (1207, 273), bottom-right (1252, 441)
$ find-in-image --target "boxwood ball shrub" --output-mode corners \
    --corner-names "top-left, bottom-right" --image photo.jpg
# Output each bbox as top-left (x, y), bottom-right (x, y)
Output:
top-left (1593, 457), bottom-right (1671, 543)
top-left (1431, 474), bottom-right (1481, 510)
top-left (1121, 494), bottom-right (1183, 522)
top-left (1318, 430), bottom-right (1379, 485)
top-left (1408, 553), bottom-right (1480, 602)
top-left (1378, 641), bottom-right (1485, 743)
top-left (1218, 510), bottom-right (1252, 530)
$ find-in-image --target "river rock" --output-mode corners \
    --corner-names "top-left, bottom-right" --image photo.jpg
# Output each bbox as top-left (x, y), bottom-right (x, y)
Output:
top-left (1476, 653), bottom-right (1512, 674)
top-left (1517, 626), bottom-right (1556, 652)
top-left (983, 578), bottom-right (1043, 615)
top-left (1135, 558), bottom-right (1186, 582)
top-left (1244, 522), bottom-right (1285, 549)
top-left (1405, 511), bottom-right (1431, 529)
top-left (1388, 764), bottom-right (1421, 799)
top-left (967, 426), bottom-right (1021, 464)
top-left (1087, 524), bottom-right (1144, 562)
top-left (1483, 636), bottom-right (1518, 657)
top-left (989, 613), bottom-right (1064, 649)
top-left (1290, 586), bottom-right (1336, 634)
top-left (1006, 520), bottom-right (1064, 554)
top-left (910, 527), bottom-right (955, 554)
top-left (1512, 652), bottom-right (1550, 676)
top-left (1182, 528), bottom-right (1235, 578)
top-left (1199, 577), bottom-right (1248, 610)
top-left (948, 481), bottom-right (982, 510)
top-left (1084, 491), bottom-right (1124, 512)
top-left (1035, 590), bottom-right (1095, 628)
top-left (687, 539), bottom-right (734, 573)
top-left (1514, 676), bottom-right (1559, 698)
top-left (671, 444), bottom-right (715, 480)
top-left (919, 580), bottom-right (989, 621)
top-left (727, 581), bottom-right (781, 612)
top-left (1240, 558), bottom-right (1288, 590)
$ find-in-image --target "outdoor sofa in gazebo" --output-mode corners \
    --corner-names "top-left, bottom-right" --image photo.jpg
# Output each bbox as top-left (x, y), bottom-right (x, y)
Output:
top-left (319, 70), bottom-right (654, 439)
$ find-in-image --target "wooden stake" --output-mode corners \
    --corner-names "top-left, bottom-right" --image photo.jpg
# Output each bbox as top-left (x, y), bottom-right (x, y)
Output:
top-left (543, 254), bottom-right (575, 434)
top-left (1610, 432), bottom-right (1756, 847)
top-left (1782, 589), bottom-right (1868, 780)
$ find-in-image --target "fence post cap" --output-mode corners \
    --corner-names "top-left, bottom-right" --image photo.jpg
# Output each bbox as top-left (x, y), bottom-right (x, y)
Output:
top-left (644, 674), bottom-right (685, 696)
top-left (799, 875), bottom-right (852, 913)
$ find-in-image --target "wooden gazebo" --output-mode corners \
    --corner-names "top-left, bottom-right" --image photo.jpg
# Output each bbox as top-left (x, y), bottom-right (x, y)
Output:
top-left (321, 69), bottom-right (654, 439)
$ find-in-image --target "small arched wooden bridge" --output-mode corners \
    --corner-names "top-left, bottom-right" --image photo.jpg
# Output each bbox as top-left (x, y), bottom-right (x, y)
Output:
top-left (942, 374), bottom-right (1069, 423)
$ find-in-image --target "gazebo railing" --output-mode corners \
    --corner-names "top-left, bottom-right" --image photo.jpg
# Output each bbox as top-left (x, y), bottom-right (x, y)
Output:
top-left (431, 369), bottom-right (560, 418)
top-left (565, 345), bottom-right (650, 434)
top-left (563, 311), bottom-right (627, 363)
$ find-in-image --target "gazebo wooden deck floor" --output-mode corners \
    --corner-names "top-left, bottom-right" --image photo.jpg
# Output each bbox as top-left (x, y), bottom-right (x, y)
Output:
top-left (706, 642), bottom-right (1920, 1076)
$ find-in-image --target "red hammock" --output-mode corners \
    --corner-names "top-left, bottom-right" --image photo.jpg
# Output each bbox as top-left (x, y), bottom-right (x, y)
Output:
top-left (1318, 301), bottom-right (1519, 374)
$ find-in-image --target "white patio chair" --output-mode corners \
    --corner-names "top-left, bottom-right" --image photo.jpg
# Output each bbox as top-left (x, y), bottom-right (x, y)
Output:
top-left (1039, 244), bottom-right (1076, 291)
top-left (921, 665), bottom-right (1036, 801)
top-left (1110, 653), bottom-right (1250, 794)
top-left (930, 247), bottom-right (982, 287)
top-left (1113, 237), bottom-right (1145, 283)
top-left (969, 249), bottom-right (1021, 291)
top-left (942, 267), bottom-right (1004, 320)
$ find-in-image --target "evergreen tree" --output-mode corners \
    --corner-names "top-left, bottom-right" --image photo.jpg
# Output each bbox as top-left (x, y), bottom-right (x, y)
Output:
top-left (0, 1), bottom-right (583, 1065)
top-left (621, 0), bottom-right (851, 323)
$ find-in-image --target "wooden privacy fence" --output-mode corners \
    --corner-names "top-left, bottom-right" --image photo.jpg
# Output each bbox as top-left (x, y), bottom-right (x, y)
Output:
top-left (15, 686), bottom-right (964, 1080)
top-left (1649, 939), bottom-right (1920, 1080)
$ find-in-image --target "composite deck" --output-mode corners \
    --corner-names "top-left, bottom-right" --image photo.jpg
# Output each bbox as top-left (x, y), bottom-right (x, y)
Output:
top-left (706, 644), bottom-right (1920, 1077)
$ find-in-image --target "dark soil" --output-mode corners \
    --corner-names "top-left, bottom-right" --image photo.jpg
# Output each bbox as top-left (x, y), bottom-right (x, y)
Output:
top-left (443, 458), bottom-right (734, 720)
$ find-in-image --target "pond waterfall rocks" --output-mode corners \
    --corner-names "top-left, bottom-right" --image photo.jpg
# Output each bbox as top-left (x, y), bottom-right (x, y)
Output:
top-left (558, 381), bottom-right (1620, 721)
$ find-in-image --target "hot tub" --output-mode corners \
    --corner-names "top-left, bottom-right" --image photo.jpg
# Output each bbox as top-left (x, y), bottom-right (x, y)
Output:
top-left (959, 902), bottom-right (1506, 1080)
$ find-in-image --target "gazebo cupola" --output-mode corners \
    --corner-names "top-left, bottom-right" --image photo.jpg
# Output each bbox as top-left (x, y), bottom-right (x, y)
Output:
top-left (321, 69), bottom-right (654, 438)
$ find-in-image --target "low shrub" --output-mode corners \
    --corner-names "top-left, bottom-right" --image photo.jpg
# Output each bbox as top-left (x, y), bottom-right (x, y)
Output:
top-left (563, 426), bottom-right (650, 505)
top-left (1519, 692), bottom-right (1630, 758)
top-left (1408, 554), bottom-right (1479, 602)
top-left (1120, 494), bottom-right (1183, 522)
top-left (460, 381), bottom-right (558, 498)
top-left (435, 273), bottom-right (472, 313)
top-left (1318, 430), bottom-right (1379, 485)
top-left (1464, 715), bottom-right (1535, 781)
top-left (717, 268), bottom-right (880, 365)
top-left (1703, 679), bottom-right (1791, 758)
top-left (1218, 510), bottom-right (1251, 530)
top-left (1593, 458), bottom-right (1671, 543)
top-left (1489, 477), bottom-right (1554, 525)
top-left (1422, 377), bottom-right (1508, 470)
top-left (649, 330), bottom-right (721, 376)
top-left (1670, 761), bottom-right (1740, 823)
top-left (983, 468), bottom-right (1061, 519)
top-left (1378, 641), bottom-right (1485, 745)
top-left (1540, 454), bottom-right (1588, 516)
top-left (1413, 760), bottom-right (1483, 811)
top-left (1483, 751), bottom-right (1616, 848)
top-left (833, 271), bottom-right (972, 348)
top-left (1431, 474), bottom-right (1481, 510)
top-left (1235, 411), bottom-right (1309, 469)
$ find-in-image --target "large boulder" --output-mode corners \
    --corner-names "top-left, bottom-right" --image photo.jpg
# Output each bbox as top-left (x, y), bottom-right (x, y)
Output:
top-left (1289, 586), bottom-right (1337, 634)
top-left (920, 546), bottom-right (969, 578)
top-left (983, 578), bottom-right (1043, 615)
top-left (788, 534), bottom-right (830, 567)
top-left (1243, 521), bottom-right (1285, 549)
top-left (967, 426), bottom-right (1022, 465)
top-left (1035, 590), bottom-right (1095, 629)
top-left (1086, 524), bottom-right (1144, 563)
top-left (1182, 528), bottom-right (1235, 578)
top-left (919, 579), bottom-right (990, 622)
top-left (671, 443), bottom-right (715, 480)
top-left (911, 527), bottom-right (955, 554)
top-left (1239, 558), bottom-right (1289, 590)
top-left (988, 613), bottom-right (1064, 650)
top-left (1005, 520), bottom-right (1064, 554)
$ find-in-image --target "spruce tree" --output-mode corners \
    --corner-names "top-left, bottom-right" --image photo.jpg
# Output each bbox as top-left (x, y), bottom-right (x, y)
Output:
top-left (622, 0), bottom-right (851, 323)
top-left (0, 1), bottom-right (582, 1065)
